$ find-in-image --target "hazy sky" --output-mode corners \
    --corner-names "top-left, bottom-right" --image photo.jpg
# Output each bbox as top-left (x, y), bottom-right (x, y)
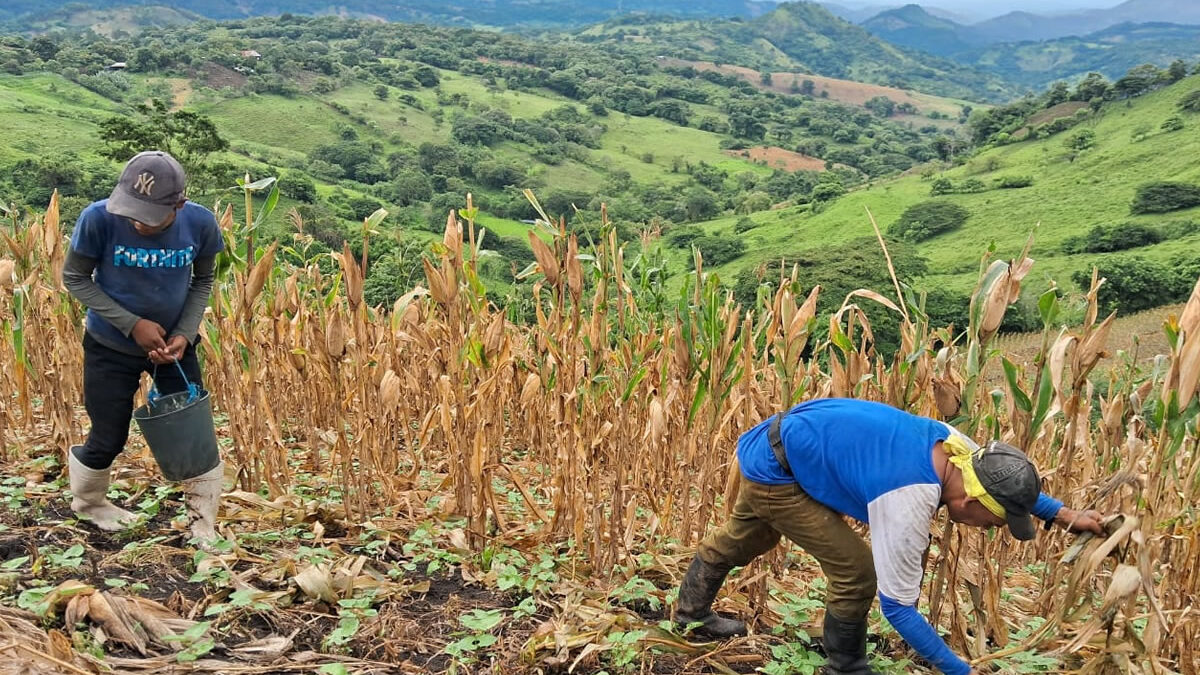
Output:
top-left (825, 0), bottom-right (1129, 19)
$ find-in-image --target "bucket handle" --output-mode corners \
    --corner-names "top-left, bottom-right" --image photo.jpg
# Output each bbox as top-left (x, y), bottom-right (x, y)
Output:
top-left (147, 358), bottom-right (201, 408)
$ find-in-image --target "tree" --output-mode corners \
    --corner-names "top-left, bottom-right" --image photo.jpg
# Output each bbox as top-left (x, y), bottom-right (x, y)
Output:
top-left (681, 187), bottom-right (718, 221)
top-left (1113, 64), bottom-right (1162, 99)
top-left (373, 84), bottom-right (389, 100)
top-left (864, 96), bottom-right (896, 118)
top-left (1166, 60), bottom-right (1189, 84)
top-left (279, 171), bottom-right (317, 203)
top-left (1072, 72), bottom-right (1110, 102)
top-left (1045, 81), bottom-right (1070, 106)
top-left (800, 79), bottom-right (815, 96)
top-left (98, 99), bottom-right (229, 193)
top-left (650, 100), bottom-right (691, 126)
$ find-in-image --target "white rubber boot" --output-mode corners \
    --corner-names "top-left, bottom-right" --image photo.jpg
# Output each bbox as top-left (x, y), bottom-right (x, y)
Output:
top-left (68, 446), bottom-right (138, 532)
top-left (181, 462), bottom-right (224, 549)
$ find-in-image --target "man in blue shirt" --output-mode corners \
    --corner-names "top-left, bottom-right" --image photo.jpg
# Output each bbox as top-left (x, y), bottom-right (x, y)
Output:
top-left (62, 151), bottom-right (225, 547)
top-left (674, 398), bottom-right (1105, 675)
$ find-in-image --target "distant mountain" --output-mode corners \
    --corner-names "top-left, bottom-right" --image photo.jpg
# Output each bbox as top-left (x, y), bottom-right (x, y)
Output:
top-left (860, 4), bottom-right (972, 56)
top-left (971, 0), bottom-right (1200, 43)
top-left (716, 2), bottom-right (1013, 100)
top-left (0, 0), bottom-right (779, 29)
top-left (855, 2), bottom-right (1200, 89)
top-left (964, 22), bottom-right (1200, 88)
top-left (820, 2), bottom-right (900, 23)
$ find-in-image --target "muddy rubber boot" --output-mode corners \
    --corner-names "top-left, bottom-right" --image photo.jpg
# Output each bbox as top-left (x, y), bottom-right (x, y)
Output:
top-left (674, 554), bottom-right (748, 638)
top-left (821, 612), bottom-right (882, 675)
top-left (181, 462), bottom-right (224, 550)
top-left (68, 446), bottom-right (138, 532)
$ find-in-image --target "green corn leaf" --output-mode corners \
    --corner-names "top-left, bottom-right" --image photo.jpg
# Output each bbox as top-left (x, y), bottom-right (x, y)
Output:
top-left (1002, 357), bottom-right (1033, 414)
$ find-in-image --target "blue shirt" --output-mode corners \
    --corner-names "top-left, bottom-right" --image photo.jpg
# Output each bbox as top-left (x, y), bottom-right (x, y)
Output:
top-left (737, 399), bottom-right (1063, 675)
top-left (69, 200), bottom-right (223, 355)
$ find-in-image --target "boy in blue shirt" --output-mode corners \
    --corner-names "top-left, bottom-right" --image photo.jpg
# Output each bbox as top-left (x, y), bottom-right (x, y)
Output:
top-left (674, 398), bottom-right (1106, 675)
top-left (62, 151), bottom-right (225, 546)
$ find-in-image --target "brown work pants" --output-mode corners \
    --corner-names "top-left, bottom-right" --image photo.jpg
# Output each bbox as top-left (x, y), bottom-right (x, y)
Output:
top-left (697, 479), bottom-right (877, 621)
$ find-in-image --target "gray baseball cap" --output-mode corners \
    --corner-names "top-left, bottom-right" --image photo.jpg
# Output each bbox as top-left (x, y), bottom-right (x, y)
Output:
top-left (974, 440), bottom-right (1042, 540)
top-left (106, 151), bottom-right (187, 226)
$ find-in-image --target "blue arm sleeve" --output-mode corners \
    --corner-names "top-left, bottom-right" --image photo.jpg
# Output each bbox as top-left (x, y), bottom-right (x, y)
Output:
top-left (880, 593), bottom-right (971, 675)
top-left (1032, 493), bottom-right (1062, 522)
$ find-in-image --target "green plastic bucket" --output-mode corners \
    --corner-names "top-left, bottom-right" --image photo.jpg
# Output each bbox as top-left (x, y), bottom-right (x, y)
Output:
top-left (132, 363), bottom-right (220, 482)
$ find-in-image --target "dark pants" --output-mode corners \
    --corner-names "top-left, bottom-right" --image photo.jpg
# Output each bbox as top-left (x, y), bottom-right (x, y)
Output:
top-left (698, 479), bottom-right (878, 621)
top-left (78, 332), bottom-right (203, 470)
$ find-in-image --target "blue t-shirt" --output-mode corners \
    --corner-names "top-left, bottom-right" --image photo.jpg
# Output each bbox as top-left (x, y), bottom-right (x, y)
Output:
top-left (69, 200), bottom-right (223, 355)
top-left (737, 398), bottom-right (1063, 675)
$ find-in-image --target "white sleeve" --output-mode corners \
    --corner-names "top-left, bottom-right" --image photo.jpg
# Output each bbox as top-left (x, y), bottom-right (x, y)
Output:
top-left (867, 484), bottom-right (941, 605)
top-left (940, 422), bottom-right (979, 451)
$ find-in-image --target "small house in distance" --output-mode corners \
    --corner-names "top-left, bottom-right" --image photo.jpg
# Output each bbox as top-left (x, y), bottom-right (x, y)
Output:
top-left (106, 62), bottom-right (127, 71)
top-left (240, 49), bottom-right (262, 59)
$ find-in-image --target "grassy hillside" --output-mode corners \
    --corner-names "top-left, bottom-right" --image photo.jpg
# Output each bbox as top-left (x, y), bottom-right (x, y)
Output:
top-left (683, 74), bottom-right (1200, 312)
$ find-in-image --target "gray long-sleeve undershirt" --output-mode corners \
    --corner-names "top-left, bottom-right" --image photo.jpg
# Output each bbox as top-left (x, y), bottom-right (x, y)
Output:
top-left (62, 249), bottom-right (216, 345)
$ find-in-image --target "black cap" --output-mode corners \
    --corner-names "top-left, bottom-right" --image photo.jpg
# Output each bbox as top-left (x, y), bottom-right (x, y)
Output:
top-left (106, 151), bottom-right (187, 226)
top-left (973, 440), bottom-right (1041, 541)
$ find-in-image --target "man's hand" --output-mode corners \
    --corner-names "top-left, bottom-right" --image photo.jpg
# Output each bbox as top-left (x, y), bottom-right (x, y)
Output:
top-left (149, 335), bottom-right (189, 365)
top-left (131, 319), bottom-right (167, 355)
top-left (1054, 508), bottom-right (1106, 535)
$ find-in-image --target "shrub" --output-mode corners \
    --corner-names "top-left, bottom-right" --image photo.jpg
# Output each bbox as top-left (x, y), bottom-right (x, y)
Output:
top-left (1061, 222), bottom-right (1163, 254)
top-left (958, 178), bottom-right (987, 193)
top-left (692, 234), bottom-right (746, 266)
top-left (731, 236), bottom-right (929, 357)
top-left (996, 175), bottom-right (1034, 189)
top-left (888, 201), bottom-right (970, 242)
top-left (1130, 182), bottom-right (1200, 214)
top-left (1178, 90), bottom-right (1200, 113)
top-left (1064, 128), bottom-right (1096, 151)
top-left (929, 177), bottom-right (953, 196)
top-left (666, 224), bottom-right (704, 248)
top-left (1161, 116), bottom-right (1185, 132)
top-left (279, 171), bottom-right (318, 203)
top-left (734, 216), bottom-right (758, 234)
top-left (488, 236), bottom-right (535, 269)
top-left (1072, 256), bottom-right (1180, 314)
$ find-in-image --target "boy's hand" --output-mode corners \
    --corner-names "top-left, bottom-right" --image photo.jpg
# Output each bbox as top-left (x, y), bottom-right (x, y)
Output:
top-left (132, 319), bottom-right (167, 354)
top-left (158, 335), bottom-right (189, 363)
top-left (1055, 508), bottom-right (1106, 535)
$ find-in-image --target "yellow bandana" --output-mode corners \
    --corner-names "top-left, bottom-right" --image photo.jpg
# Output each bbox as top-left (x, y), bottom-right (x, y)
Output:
top-left (942, 434), bottom-right (1006, 519)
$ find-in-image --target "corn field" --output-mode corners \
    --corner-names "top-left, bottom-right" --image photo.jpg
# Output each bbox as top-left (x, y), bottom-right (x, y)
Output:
top-left (2, 191), bottom-right (1199, 674)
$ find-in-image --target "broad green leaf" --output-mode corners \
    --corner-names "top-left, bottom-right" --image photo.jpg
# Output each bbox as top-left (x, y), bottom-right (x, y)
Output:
top-left (365, 208), bottom-right (389, 229)
top-left (1002, 358), bottom-right (1032, 413)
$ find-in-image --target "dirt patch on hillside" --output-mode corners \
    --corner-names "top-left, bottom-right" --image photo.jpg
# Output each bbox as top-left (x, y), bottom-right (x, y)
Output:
top-left (1027, 101), bottom-right (1089, 127)
top-left (727, 146), bottom-right (826, 172)
top-left (1012, 101), bottom-right (1089, 139)
top-left (196, 62), bottom-right (248, 90)
top-left (168, 78), bottom-right (192, 109)
top-left (477, 56), bottom-right (537, 69)
top-left (664, 59), bottom-right (933, 111)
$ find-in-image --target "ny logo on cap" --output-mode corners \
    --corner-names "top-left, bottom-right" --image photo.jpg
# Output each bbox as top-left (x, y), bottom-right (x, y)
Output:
top-left (133, 172), bottom-right (155, 196)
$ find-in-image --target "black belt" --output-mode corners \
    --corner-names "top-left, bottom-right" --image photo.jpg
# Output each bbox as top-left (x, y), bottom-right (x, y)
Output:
top-left (768, 414), bottom-right (792, 475)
